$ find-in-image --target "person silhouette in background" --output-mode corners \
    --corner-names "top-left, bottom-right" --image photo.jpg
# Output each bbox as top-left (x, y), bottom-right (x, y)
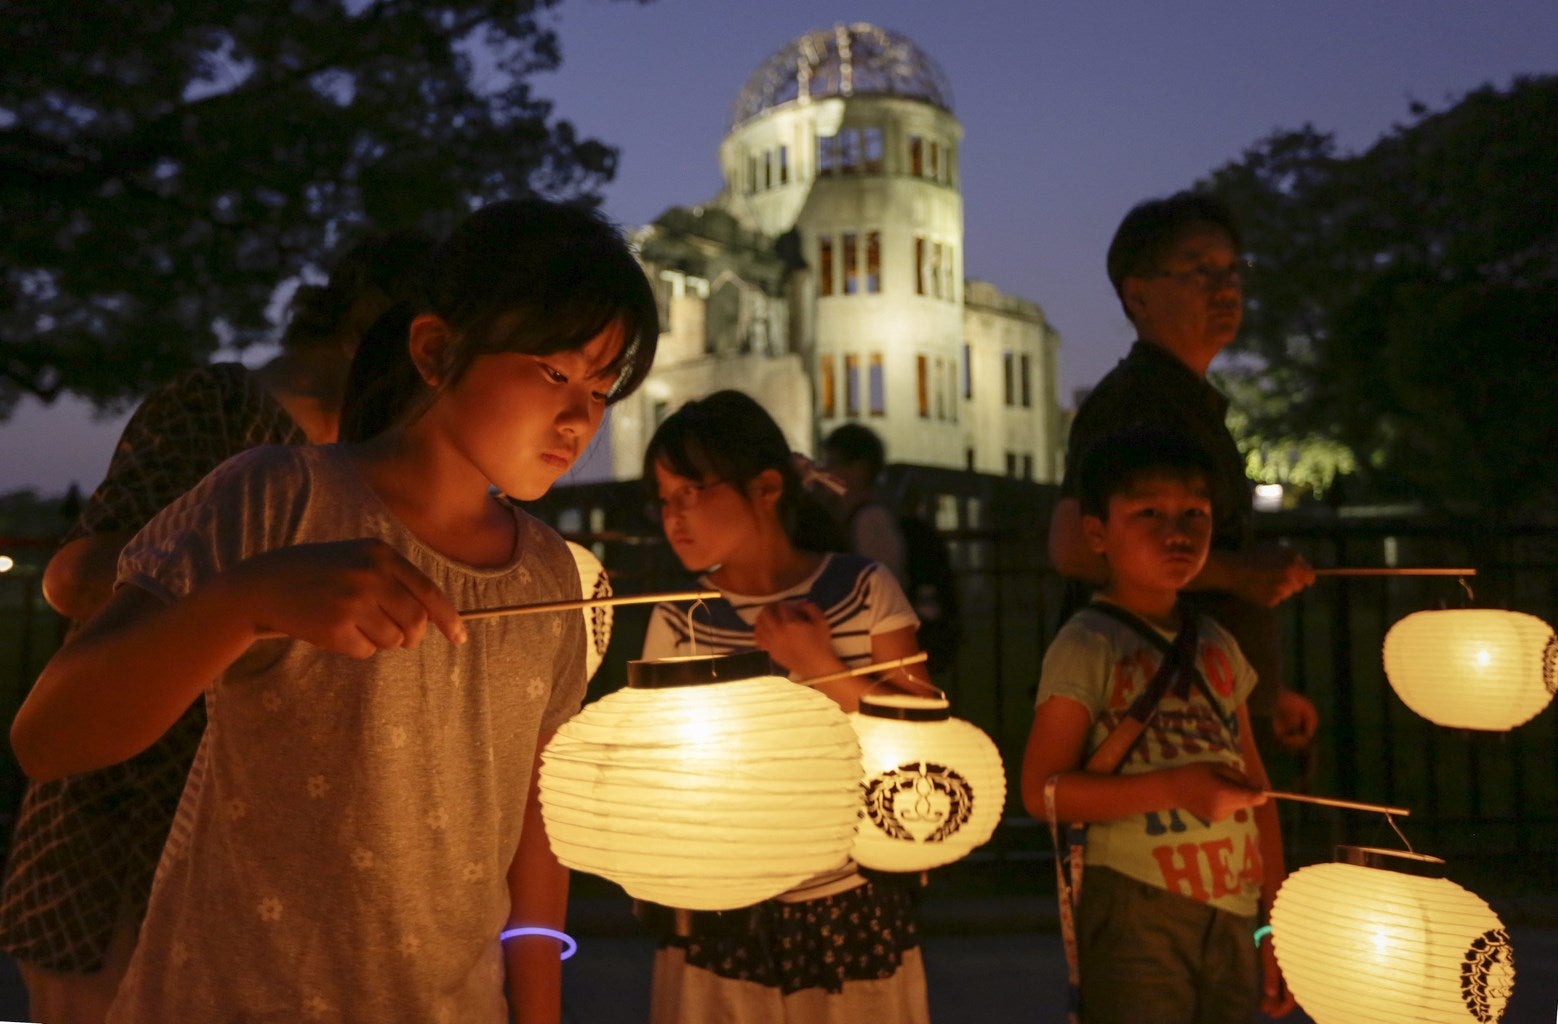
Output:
top-left (1047, 191), bottom-right (1318, 761)
top-left (0, 230), bottom-right (432, 1024)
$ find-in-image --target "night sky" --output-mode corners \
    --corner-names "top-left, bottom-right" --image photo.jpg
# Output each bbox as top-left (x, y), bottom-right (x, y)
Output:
top-left (3, 0), bottom-right (1554, 495)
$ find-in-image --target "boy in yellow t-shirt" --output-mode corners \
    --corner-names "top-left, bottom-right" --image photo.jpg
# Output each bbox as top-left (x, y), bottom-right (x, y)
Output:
top-left (1022, 425), bottom-right (1295, 1022)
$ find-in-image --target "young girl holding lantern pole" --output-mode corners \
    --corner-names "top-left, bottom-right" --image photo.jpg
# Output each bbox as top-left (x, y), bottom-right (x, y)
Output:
top-left (639, 388), bottom-right (936, 1024)
top-left (10, 198), bottom-right (660, 1024)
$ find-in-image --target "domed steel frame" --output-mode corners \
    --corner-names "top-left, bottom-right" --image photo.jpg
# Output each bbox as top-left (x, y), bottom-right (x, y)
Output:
top-left (730, 23), bottom-right (954, 129)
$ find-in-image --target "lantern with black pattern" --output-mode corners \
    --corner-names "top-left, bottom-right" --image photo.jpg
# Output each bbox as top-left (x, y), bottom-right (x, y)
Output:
top-left (848, 693), bottom-right (1005, 872)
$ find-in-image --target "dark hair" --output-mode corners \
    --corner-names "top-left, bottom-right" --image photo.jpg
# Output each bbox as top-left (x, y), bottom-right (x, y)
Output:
top-left (281, 230), bottom-right (434, 352)
top-left (339, 198), bottom-right (659, 439)
top-left (823, 422), bottom-right (887, 478)
top-left (642, 390), bottom-right (845, 553)
top-left (1106, 191), bottom-right (1242, 305)
top-left (1077, 424), bottom-right (1216, 519)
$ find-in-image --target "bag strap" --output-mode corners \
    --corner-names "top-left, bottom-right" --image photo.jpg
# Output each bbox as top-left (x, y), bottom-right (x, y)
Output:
top-left (1086, 600), bottom-right (1237, 736)
top-left (1082, 603), bottom-right (1199, 774)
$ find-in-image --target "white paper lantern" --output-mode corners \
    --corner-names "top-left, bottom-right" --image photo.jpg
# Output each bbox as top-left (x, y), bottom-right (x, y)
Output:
top-left (539, 651), bottom-right (862, 910)
top-left (565, 541), bottom-right (612, 682)
top-left (1271, 846), bottom-right (1515, 1024)
top-left (848, 693), bottom-right (1005, 872)
top-left (1383, 608), bottom-right (1557, 730)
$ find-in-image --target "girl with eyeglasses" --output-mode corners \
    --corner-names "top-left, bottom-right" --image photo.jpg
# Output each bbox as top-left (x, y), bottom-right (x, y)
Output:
top-left (638, 388), bottom-right (934, 1024)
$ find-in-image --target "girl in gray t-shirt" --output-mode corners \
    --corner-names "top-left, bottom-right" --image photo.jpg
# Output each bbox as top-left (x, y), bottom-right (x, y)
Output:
top-left (12, 199), bottom-right (661, 1024)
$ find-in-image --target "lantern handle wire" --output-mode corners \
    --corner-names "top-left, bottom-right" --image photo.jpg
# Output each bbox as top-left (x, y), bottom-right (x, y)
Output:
top-left (1457, 575), bottom-right (1475, 603)
top-left (1387, 813), bottom-right (1416, 855)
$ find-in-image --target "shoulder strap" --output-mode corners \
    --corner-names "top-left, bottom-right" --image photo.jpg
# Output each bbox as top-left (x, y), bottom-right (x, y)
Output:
top-left (1081, 602), bottom-right (1199, 774)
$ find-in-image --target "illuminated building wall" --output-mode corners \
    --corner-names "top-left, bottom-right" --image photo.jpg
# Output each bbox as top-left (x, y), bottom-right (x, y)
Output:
top-left (607, 24), bottom-right (1061, 482)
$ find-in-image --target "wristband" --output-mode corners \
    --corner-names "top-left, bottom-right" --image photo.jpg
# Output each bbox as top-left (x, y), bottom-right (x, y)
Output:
top-left (499, 926), bottom-right (578, 960)
top-left (1252, 924), bottom-right (1273, 949)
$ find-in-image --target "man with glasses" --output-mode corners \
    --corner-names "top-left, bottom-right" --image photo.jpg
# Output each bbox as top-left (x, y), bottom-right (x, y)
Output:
top-left (1047, 190), bottom-right (1319, 756)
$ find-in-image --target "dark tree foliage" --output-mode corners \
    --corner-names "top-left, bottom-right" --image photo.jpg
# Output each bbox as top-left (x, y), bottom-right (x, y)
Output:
top-left (1202, 75), bottom-right (1558, 518)
top-left (1, 0), bottom-right (642, 417)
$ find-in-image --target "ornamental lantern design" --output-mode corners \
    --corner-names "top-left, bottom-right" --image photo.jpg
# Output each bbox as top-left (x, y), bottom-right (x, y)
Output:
top-left (1383, 608), bottom-right (1557, 731)
top-left (565, 541), bottom-right (613, 682)
top-left (1271, 846), bottom-right (1515, 1024)
top-left (538, 651), bottom-right (862, 910)
top-left (848, 693), bottom-right (1005, 872)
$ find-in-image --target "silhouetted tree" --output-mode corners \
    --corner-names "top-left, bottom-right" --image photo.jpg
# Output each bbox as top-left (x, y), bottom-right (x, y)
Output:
top-left (1203, 75), bottom-right (1558, 518)
top-left (1, 0), bottom-right (645, 418)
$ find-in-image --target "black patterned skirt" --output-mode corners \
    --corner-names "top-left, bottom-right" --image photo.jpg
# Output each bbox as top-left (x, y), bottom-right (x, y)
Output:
top-left (649, 876), bottom-right (922, 995)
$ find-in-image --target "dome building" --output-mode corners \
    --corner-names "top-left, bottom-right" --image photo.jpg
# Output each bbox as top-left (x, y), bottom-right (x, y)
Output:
top-left (605, 23), bottom-right (1061, 483)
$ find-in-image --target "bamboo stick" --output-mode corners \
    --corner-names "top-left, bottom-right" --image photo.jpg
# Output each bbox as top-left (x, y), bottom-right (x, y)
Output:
top-left (1312, 568), bottom-right (1476, 577)
top-left (798, 651), bottom-right (930, 686)
top-left (256, 589), bottom-right (721, 640)
top-left (1262, 790), bottom-right (1412, 817)
top-left (457, 589), bottom-right (720, 621)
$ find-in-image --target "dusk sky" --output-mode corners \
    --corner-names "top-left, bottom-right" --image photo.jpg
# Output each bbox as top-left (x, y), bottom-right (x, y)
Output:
top-left (3, 0), bottom-right (1554, 496)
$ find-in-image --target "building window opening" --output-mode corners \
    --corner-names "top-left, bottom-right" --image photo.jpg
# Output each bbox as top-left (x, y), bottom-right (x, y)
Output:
top-left (820, 355), bottom-right (836, 419)
top-left (914, 236), bottom-right (927, 296)
top-left (845, 354), bottom-right (860, 417)
top-left (864, 127), bottom-right (884, 173)
top-left (843, 232), bottom-right (859, 295)
top-left (839, 128), bottom-right (861, 173)
top-left (764, 150), bottom-right (772, 190)
top-left (909, 135), bottom-right (923, 177)
top-left (929, 140), bottom-right (939, 180)
top-left (1003, 351), bottom-right (1015, 406)
top-left (866, 231), bottom-right (881, 293)
top-left (818, 134), bottom-right (837, 177)
top-left (962, 343), bottom-right (972, 399)
top-left (1020, 353), bottom-right (1032, 408)
top-left (916, 355), bottom-right (930, 419)
top-left (868, 354), bottom-right (885, 416)
top-left (930, 242), bottom-right (943, 299)
top-left (779, 145), bottom-right (789, 184)
top-left (818, 236), bottom-right (834, 297)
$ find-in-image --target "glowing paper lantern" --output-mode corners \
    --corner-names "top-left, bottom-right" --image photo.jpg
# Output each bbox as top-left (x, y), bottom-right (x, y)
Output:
top-left (539, 651), bottom-right (862, 910)
top-left (1383, 609), bottom-right (1557, 730)
top-left (848, 693), bottom-right (1005, 872)
top-left (565, 541), bottom-right (613, 682)
top-left (1271, 846), bottom-right (1515, 1024)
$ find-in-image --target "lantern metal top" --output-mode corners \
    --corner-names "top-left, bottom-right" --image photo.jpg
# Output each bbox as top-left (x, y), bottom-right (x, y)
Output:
top-left (627, 650), bottom-right (775, 689)
top-left (1335, 845), bottom-right (1446, 878)
top-left (730, 23), bottom-right (954, 130)
top-left (858, 692), bottom-right (951, 722)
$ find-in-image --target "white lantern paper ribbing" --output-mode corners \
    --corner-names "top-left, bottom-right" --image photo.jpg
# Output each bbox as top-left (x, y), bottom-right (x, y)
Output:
top-left (1383, 609), bottom-right (1557, 730)
top-left (565, 541), bottom-right (612, 682)
top-left (1271, 847), bottom-right (1515, 1024)
top-left (539, 651), bottom-right (862, 910)
top-left (848, 693), bottom-right (1005, 872)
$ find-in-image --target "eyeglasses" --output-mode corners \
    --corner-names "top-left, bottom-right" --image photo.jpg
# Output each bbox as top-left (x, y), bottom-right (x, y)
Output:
top-left (1146, 259), bottom-right (1251, 291)
top-left (646, 479), bottom-right (728, 522)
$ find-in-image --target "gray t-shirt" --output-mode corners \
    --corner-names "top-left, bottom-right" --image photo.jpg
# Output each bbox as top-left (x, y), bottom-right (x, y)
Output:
top-left (107, 444), bottom-right (586, 1024)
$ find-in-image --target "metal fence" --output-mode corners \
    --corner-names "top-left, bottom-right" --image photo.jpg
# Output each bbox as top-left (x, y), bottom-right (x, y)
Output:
top-left (526, 471), bottom-right (1558, 891)
top-left (3, 477), bottom-right (1554, 889)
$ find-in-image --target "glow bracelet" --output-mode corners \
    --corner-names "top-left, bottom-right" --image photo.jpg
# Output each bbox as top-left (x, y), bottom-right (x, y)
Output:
top-left (499, 926), bottom-right (578, 960)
